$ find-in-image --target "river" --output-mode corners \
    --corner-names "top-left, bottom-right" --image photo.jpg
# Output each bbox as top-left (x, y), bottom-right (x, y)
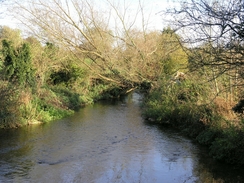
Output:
top-left (0, 92), bottom-right (244, 183)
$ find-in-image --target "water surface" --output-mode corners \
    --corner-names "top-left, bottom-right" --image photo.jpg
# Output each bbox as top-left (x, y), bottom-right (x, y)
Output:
top-left (0, 93), bottom-right (243, 183)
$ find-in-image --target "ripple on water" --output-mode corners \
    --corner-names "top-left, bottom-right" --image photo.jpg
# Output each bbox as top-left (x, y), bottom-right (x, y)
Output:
top-left (0, 93), bottom-right (244, 183)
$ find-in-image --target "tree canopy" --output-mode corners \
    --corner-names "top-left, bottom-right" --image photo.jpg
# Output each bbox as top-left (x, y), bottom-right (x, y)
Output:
top-left (11, 0), bottom-right (187, 90)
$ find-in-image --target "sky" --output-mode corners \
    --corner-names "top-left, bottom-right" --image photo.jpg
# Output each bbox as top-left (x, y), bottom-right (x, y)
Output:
top-left (0, 0), bottom-right (180, 31)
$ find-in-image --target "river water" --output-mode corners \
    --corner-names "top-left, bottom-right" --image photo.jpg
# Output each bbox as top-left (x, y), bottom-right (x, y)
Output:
top-left (0, 92), bottom-right (244, 183)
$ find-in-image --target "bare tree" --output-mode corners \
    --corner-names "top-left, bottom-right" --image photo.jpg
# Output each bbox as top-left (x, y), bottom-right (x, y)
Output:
top-left (164, 0), bottom-right (244, 99)
top-left (13, 0), bottom-right (164, 90)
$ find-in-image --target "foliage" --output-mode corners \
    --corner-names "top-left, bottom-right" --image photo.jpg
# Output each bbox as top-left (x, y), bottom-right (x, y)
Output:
top-left (0, 83), bottom-right (22, 128)
top-left (44, 42), bottom-right (59, 60)
top-left (209, 128), bottom-right (244, 165)
top-left (1, 40), bottom-right (36, 88)
top-left (49, 63), bottom-right (87, 88)
top-left (87, 82), bottom-right (112, 101)
top-left (197, 128), bottom-right (221, 146)
top-left (144, 75), bottom-right (211, 128)
top-left (0, 3), bottom-right (242, 167)
top-left (165, 0), bottom-right (244, 100)
top-left (33, 87), bottom-right (75, 122)
top-left (0, 26), bottom-right (23, 48)
top-left (50, 86), bottom-right (84, 110)
top-left (142, 72), bottom-right (244, 164)
top-left (157, 27), bottom-right (188, 75)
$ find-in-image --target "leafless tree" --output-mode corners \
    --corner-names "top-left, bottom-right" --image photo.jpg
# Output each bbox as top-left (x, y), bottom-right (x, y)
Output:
top-left (12, 0), bottom-right (164, 90)
top-left (164, 0), bottom-right (244, 99)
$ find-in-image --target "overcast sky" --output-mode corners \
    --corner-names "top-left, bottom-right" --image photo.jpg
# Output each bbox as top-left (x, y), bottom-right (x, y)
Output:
top-left (0, 0), bottom-right (179, 31)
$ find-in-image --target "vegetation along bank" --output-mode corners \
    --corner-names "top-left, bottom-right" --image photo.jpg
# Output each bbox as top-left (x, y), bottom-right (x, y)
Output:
top-left (0, 0), bottom-right (243, 165)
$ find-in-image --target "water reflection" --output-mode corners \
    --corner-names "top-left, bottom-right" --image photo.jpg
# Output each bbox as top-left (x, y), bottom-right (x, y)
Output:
top-left (0, 92), bottom-right (244, 183)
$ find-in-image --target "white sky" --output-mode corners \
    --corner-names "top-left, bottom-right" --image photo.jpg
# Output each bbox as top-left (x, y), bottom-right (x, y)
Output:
top-left (0, 0), bottom-right (179, 31)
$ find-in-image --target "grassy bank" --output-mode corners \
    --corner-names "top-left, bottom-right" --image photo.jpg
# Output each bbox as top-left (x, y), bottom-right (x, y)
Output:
top-left (0, 80), bottom-right (126, 128)
top-left (142, 78), bottom-right (244, 165)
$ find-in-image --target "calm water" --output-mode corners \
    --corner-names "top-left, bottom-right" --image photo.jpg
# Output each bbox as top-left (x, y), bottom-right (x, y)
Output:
top-left (0, 93), bottom-right (244, 183)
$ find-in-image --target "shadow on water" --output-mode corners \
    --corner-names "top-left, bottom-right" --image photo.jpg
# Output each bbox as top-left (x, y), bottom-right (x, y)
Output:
top-left (0, 92), bottom-right (244, 183)
top-left (146, 122), bottom-right (244, 183)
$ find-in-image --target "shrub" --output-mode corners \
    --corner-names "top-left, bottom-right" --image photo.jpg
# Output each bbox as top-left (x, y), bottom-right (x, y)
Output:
top-left (142, 77), bottom-right (211, 127)
top-left (50, 86), bottom-right (84, 110)
top-left (1, 40), bottom-right (36, 88)
top-left (209, 128), bottom-right (244, 164)
top-left (196, 128), bottom-right (221, 146)
top-left (48, 63), bottom-right (87, 88)
top-left (34, 92), bottom-right (74, 123)
top-left (0, 83), bottom-right (22, 128)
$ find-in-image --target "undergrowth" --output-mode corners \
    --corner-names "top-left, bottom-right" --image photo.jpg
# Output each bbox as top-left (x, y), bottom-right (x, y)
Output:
top-left (142, 78), bottom-right (244, 165)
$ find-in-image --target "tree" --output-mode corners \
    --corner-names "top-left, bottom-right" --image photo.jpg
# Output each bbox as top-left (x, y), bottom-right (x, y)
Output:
top-left (13, 0), bottom-right (165, 90)
top-left (1, 40), bottom-right (36, 88)
top-left (156, 27), bottom-right (188, 75)
top-left (164, 0), bottom-right (244, 99)
top-left (0, 26), bottom-right (23, 48)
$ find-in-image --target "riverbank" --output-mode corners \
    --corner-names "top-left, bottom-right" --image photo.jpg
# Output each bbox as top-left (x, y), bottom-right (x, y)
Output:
top-left (0, 82), bottom-right (132, 129)
top-left (1, 75), bottom-right (244, 167)
top-left (142, 81), bottom-right (244, 165)
top-left (2, 93), bottom-right (244, 183)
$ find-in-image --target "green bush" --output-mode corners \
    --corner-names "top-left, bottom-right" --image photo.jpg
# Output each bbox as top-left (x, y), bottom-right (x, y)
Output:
top-left (87, 83), bottom-right (110, 101)
top-left (196, 128), bottom-right (221, 146)
top-left (1, 40), bottom-right (36, 88)
top-left (49, 63), bottom-right (87, 88)
top-left (50, 86), bottom-right (84, 110)
top-left (142, 78), bottom-right (210, 127)
top-left (209, 128), bottom-right (244, 165)
top-left (34, 94), bottom-right (74, 123)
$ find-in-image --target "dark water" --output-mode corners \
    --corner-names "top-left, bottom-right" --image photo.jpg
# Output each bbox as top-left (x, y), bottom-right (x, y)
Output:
top-left (0, 93), bottom-right (244, 183)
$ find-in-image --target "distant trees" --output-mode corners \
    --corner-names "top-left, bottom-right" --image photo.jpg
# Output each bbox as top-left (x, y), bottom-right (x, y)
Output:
top-left (0, 26), bottom-right (23, 48)
top-left (155, 27), bottom-right (188, 75)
